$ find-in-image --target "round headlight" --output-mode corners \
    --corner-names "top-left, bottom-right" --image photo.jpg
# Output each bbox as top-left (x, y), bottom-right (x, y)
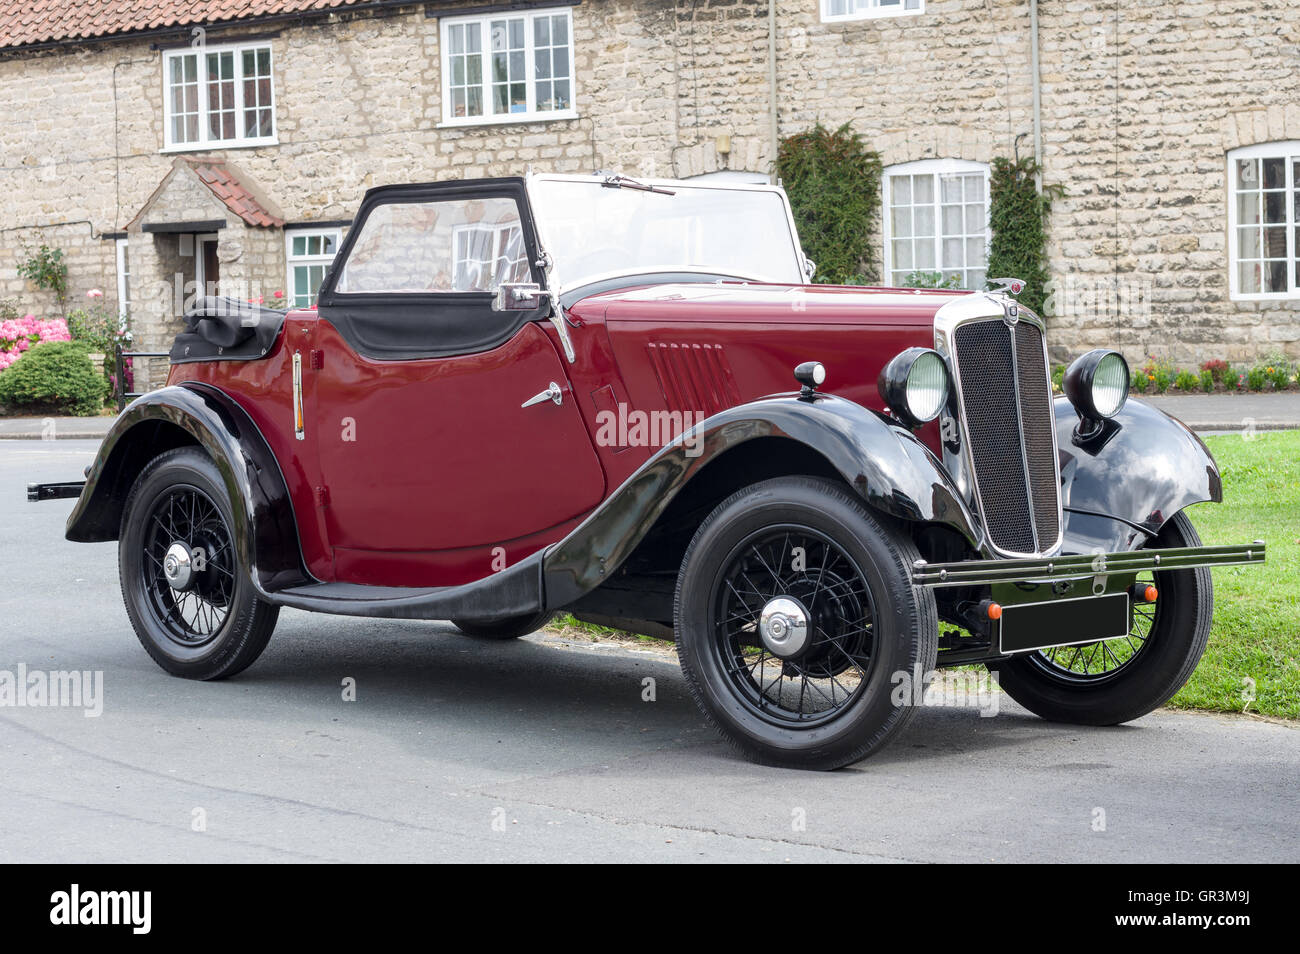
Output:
top-left (1064, 349), bottom-right (1129, 423)
top-left (878, 348), bottom-right (950, 427)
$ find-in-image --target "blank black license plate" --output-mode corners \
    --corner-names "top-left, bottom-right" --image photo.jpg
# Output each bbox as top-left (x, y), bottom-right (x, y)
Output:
top-left (999, 593), bottom-right (1132, 654)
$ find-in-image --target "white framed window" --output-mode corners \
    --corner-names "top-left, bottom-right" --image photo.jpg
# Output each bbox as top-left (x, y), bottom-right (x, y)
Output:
top-left (439, 8), bottom-right (576, 127)
top-left (115, 238), bottom-right (131, 324)
top-left (1227, 141), bottom-right (1300, 300)
top-left (162, 42), bottom-right (276, 151)
top-left (882, 158), bottom-right (990, 290)
top-left (286, 229), bottom-right (342, 308)
top-left (452, 222), bottom-right (528, 290)
top-left (822, 0), bottom-right (923, 22)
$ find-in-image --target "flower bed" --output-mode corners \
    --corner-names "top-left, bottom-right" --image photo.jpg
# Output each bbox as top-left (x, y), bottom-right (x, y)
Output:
top-left (0, 315), bottom-right (72, 371)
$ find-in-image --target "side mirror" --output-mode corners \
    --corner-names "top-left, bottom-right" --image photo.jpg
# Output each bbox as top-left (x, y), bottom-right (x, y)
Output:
top-left (493, 282), bottom-right (545, 312)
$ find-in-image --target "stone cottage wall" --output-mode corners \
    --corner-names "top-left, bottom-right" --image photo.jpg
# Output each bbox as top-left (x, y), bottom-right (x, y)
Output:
top-left (0, 0), bottom-right (1296, 367)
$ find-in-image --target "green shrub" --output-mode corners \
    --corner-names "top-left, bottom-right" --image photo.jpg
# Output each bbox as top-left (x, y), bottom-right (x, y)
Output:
top-left (1174, 369), bottom-right (1198, 392)
top-left (1245, 366), bottom-right (1267, 392)
top-left (1199, 368), bottom-right (1215, 393)
top-left (1051, 363), bottom-right (1066, 394)
top-left (986, 156), bottom-right (1062, 318)
top-left (1200, 359), bottom-right (1229, 384)
top-left (1130, 367), bottom-right (1148, 393)
top-left (1152, 367), bottom-right (1172, 393)
top-left (776, 123), bottom-right (882, 285)
top-left (0, 340), bottom-right (105, 415)
top-left (16, 244), bottom-right (68, 311)
top-left (1264, 362), bottom-right (1292, 390)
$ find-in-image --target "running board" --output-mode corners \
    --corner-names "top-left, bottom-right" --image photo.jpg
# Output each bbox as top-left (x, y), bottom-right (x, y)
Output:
top-left (912, 541), bottom-right (1267, 588)
top-left (264, 550), bottom-right (546, 620)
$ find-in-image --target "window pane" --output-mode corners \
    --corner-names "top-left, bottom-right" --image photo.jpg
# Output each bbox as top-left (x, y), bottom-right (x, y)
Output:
top-left (940, 174), bottom-right (962, 203)
top-left (1236, 226), bottom-right (1260, 259)
top-left (1262, 157), bottom-right (1285, 190)
top-left (942, 237), bottom-right (963, 267)
top-left (968, 268), bottom-right (986, 290)
top-left (891, 207), bottom-right (911, 238)
top-left (914, 205), bottom-right (934, 238)
top-left (293, 236), bottom-right (306, 256)
top-left (965, 203), bottom-right (984, 233)
top-left (913, 174), bottom-right (933, 204)
top-left (1264, 258), bottom-right (1287, 293)
top-left (966, 236), bottom-right (985, 264)
top-left (892, 239), bottom-right (913, 270)
top-left (941, 204), bottom-right (962, 235)
top-left (1237, 192), bottom-right (1261, 225)
top-left (915, 240), bottom-right (934, 269)
top-left (535, 16), bottom-right (551, 45)
top-left (1239, 261), bottom-right (1260, 294)
top-left (336, 198), bottom-right (526, 294)
top-left (1264, 191), bottom-right (1286, 224)
top-left (553, 80), bottom-right (570, 108)
top-left (1263, 226), bottom-right (1286, 258)
top-left (1235, 158), bottom-right (1258, 190)
top-left (892, 176), bottom-right (911, 205)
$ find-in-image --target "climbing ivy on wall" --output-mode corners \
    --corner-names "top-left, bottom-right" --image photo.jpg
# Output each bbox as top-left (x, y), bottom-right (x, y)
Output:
top-left (776, 123), bottom-right (882, 285)
top-left (986, 156), bottom-right (1061, 317)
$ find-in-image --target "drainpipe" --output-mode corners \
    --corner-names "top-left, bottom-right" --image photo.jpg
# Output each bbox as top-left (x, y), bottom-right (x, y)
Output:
top-left (1030, 0), bottom-right (1043, 190)
top-left (769, 0), bottom-right (779, 182)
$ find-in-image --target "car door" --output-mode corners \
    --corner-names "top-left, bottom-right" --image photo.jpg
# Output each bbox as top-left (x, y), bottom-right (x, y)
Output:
top-left (312, 179), bottom-right (606, 587)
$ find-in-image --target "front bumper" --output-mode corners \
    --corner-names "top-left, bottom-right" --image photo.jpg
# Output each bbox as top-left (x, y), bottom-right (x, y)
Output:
top-left (912, 541), bottom-right (1266, 588)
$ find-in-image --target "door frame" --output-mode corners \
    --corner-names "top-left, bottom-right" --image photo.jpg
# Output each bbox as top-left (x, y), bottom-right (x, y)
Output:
top-left (195, 232), bottom-right (220, 297)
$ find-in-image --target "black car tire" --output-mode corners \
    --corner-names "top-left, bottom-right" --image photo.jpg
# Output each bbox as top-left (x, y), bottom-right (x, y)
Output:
top-left (451, 611), bottom-right (554, 640)
top-left (674, 476), bottom-right (938, 771)
top-left (119, 446), bottom-right (279, 680)
top-left (990, 510), bottom-right (1213, 725)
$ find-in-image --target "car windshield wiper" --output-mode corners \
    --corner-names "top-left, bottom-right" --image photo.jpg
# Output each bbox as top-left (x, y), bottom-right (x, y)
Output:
top-left (600, 174), bottom-right (675, 196)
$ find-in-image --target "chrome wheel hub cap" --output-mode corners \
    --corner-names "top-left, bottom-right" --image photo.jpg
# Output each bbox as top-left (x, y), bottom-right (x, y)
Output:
top-left (759, 596), bottom-right (810, 659)
top-left (163, 542), bottom-right (194, 591)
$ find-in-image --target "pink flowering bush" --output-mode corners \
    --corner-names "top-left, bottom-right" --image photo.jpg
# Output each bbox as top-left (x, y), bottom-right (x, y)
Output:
top-left (0, 315), bottom-right (72, 372)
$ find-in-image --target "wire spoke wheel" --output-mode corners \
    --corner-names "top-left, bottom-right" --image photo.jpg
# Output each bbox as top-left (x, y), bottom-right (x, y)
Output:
top-left (140, 485), bottom-right (235, 648)
top-left (710, 526), bottom-right (879, 728)
top-left (1031, 569), bottom-right (1158, 683)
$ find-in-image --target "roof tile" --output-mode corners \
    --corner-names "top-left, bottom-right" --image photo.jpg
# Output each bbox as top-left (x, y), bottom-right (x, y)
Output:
top-left (182, 157), bottom-right (284, 228)
top-left (0, 0), bottom-right (385, 50)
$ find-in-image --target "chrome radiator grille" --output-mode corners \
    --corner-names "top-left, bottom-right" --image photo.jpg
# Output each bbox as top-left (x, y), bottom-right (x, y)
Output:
top-left (952, 318), bottom-right (1060, 555)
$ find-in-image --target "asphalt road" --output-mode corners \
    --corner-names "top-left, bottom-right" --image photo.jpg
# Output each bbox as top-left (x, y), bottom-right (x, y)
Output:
top-left (2, 440), bottom-right (1296, 863)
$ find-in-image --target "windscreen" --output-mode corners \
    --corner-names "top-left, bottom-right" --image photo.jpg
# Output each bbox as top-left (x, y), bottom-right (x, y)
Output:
top-left (527, 178), bottom-right (805, 290)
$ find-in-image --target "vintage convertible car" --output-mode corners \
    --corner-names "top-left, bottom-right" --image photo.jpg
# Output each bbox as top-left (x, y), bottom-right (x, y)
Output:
top-left (30, 173), bottom-right (1265, 770)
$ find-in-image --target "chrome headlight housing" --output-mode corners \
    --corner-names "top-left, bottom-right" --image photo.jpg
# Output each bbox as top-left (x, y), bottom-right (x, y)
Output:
top-left (878, 348), bottom-right (950, 428)
top-left (1064, 349), bottom-right (1129, 425)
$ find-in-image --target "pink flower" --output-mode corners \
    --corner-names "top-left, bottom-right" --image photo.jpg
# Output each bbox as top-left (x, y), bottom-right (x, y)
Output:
top-left (273, 290), bottom-right (284, 299)
top-left (87, 289), bottom-right (104, 299)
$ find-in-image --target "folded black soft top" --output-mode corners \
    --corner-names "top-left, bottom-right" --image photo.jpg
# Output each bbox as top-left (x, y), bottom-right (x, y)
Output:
top-left (169, 296), bottom-right (287, 364)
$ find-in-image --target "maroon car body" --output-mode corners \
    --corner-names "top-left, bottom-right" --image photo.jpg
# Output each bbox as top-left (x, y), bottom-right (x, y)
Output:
top-left (36, 173), bottom-right (1265, 769)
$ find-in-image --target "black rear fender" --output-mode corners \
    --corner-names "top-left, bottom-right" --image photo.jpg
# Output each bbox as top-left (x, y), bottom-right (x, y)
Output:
top-left (66, 384), bottom-right (309, 592)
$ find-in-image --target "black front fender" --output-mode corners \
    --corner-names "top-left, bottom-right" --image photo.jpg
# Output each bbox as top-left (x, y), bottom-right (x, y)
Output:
top-left (66, 384), bottom-right (309, 592)
top-left (543, 393), bottom-right (981, 606)
top-left (1055, 395), bottom-right (1222, 553)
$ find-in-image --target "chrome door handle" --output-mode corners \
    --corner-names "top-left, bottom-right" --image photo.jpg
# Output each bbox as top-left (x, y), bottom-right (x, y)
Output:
top-left (522, 382), bottom-right (563, 408)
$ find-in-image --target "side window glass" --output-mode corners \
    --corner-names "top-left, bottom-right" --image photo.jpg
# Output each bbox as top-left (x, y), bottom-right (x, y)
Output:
top-left (335, 197), bottom-right (530, 294)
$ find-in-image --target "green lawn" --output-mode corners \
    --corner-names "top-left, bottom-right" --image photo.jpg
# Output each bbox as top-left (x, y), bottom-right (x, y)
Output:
top-left (1170, 430), bottom-right (1300, 719)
